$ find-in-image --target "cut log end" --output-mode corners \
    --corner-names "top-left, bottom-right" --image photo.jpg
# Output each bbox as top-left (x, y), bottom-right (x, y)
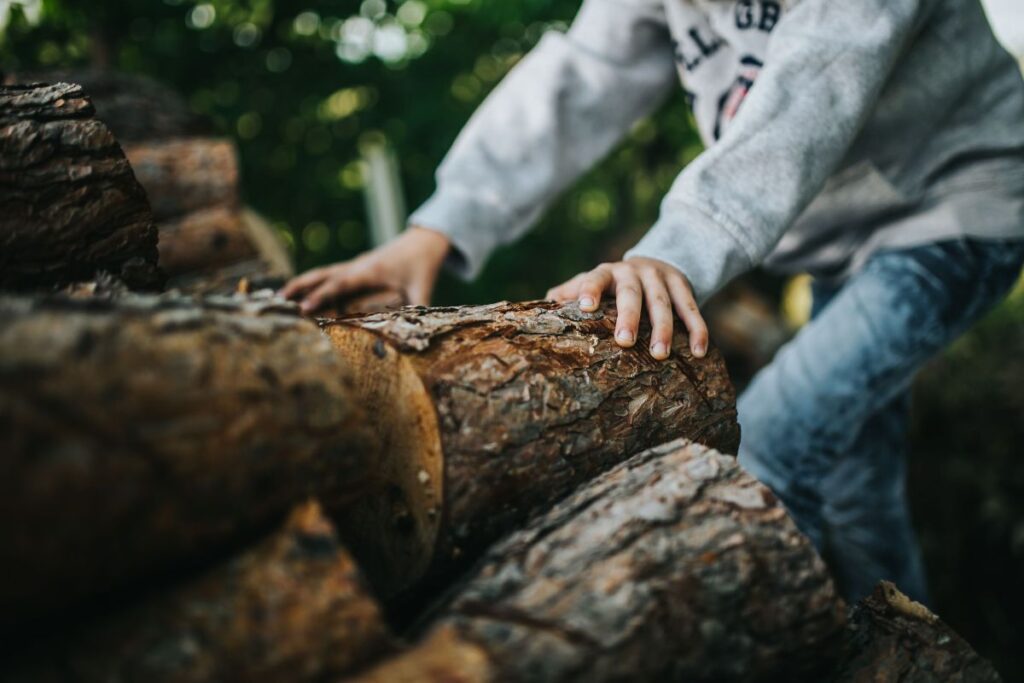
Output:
top-left (345, 627), bottom-right (494, 683)
top-left (322, 323), bottom-right (445, 597)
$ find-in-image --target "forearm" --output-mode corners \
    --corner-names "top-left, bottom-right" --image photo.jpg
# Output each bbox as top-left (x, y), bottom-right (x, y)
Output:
top-left (412, 0), bottom-right (676, 280)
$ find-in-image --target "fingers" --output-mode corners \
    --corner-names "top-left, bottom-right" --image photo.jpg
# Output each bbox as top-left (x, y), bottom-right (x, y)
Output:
top-left (613, 268), bottom-right (643, 348)
top-left (666, 273), bottom-right (708, 358)
top-left (638, 269), bottom-right (674, 360)
top-left (296, 265), bottom-right (374, 313)
top-left (279, 267), bottom-right (327, 300)
top-left (545, 273), bottom-right (586, 303)
top-left (299, 278), bottom-right (345, 314)
top-left (576, 266), bottom-right (614, 312)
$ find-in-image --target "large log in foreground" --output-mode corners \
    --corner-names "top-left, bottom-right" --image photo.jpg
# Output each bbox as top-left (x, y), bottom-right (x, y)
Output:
top-left (0, 82), bottom-right (162, 290)
top-left (0, 294), bottom-right (370, 629)
top-left (8, 502), bottom-right (395, 683)
top-left (349, 440), bottom-right (845, 682)
top-left (322, 302), bottom-right (741, 598)
top-left (829, 582), bottom-right (1002, 682)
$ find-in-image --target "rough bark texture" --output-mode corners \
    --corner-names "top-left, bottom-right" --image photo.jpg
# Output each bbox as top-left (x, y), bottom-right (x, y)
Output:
top-left (157, 204), bottom-right (259, 275)
top-left (6, 502), bottom-right (395, 683)
top-left (828, 582), bottom-right (1003, 683)
top-left (322, 301), bottom-right (741, 598)
top-left (0, 293), bottom-right (370, 629)
top-left (4, 69), bottom-right (208, 142)
top-left (123, 138), bottom-right (239, 220)
top-left (348, 440), bottom-right (845, 683)
top-left (0, 82), bottom-right (162, 290)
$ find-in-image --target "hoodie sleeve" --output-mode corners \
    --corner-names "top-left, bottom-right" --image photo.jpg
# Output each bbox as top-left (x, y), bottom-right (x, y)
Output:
top-left (409, 0), bottom-right (677, 280)
top-left (625, 0), bottom-right (933, 303)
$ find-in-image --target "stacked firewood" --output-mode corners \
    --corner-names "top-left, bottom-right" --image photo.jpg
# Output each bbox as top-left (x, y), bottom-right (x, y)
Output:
top-left (0, 80), bottom-right (1003, 682)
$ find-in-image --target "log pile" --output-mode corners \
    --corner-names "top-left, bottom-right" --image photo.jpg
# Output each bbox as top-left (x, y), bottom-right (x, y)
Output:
top-left (0, 83), bottom-right (162, 290)
top-left (0, 78), bottom-right (1005, 682)
top-left (3, 70), bottom-right (294, 294)
top-left (123, 138), bottom-right (293, 291)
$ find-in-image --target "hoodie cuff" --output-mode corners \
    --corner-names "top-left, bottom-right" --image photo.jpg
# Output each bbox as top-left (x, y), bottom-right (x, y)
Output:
top-left (408, 186), bottom-right (515, 282)
top-left (624, 200), bottom-right (755, 304)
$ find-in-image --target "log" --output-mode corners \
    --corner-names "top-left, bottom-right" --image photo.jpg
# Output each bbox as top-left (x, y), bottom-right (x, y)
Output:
top-left (0, 293), bottom-right (370, 629)
top-left (322, 301), bottom-right (741, 598)
top-left (0, 82), bottom-right (162, 290)
top-left (7, 502), bottom-right (395, 683)
top-left (167, 258), bottom-right (288, 297)
top-left (123, 138), bottom-right (240, 220)
top-left (4, 68), bottom-right (209, 142)
top-left (238, 207), bottom-right (294, 277)
top-left (347, 440), bottom-right (845, 683)
top-left (157, 204), bottom-right (260, 275)
top-left (157, 207), bottom-right (294, 280)
top-left (319, 288), bottom-right (407, 317)
top-left (827, 582), bottom-right (1002, 682)
top-left (161, 210), bottom-right (295, 295)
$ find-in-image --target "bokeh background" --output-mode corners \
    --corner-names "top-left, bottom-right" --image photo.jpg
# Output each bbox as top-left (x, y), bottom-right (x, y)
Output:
top-left (2, 0), bottom-right (1022, 677)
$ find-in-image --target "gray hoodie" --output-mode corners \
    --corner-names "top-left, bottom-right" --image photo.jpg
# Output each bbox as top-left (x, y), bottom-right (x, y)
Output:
top-left (409, 0), bottom-right (1024, 302)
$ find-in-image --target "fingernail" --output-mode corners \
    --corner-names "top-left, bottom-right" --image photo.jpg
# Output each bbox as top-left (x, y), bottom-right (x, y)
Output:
top-left (579, 297), bottom-right (595, 309)
top-left (693, 343), bottom-right (706, 357)
top-left (616, 329), bottom-right (633, 344)
top-left (651, 342), bottom-right (668, 358)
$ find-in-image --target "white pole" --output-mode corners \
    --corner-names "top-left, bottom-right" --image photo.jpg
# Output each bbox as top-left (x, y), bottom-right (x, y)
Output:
top-left (360, 135), bottom-right (406, 247)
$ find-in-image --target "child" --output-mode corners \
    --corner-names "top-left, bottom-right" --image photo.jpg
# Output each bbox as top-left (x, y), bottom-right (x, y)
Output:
top-left (283, 0), bottom-right (1024, 602)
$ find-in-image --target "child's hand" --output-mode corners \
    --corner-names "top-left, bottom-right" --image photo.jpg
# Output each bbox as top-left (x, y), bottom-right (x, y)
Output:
top-left (280, 226), bottom-right (450, 313)
top-left (546, 257), bottom-right (708, 360)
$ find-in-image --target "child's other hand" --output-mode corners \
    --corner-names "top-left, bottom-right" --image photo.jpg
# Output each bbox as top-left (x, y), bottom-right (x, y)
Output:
top-left (546, 257), bottom-right (708, 360)
top-left (280, 226), bottom-right (450, 313)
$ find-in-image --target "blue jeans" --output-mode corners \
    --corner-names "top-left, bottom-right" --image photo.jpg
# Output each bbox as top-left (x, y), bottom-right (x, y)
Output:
top-left (738, 238), bottom-right (1024, 604)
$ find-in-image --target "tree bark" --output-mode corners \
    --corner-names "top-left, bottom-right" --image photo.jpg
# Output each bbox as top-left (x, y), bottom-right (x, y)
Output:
top-left (827, 582), bottom-right (1002, 683)
top-left (347, 440), bottom-right (845, 683)
top-left (7, 502), bottom-right (395, 683)
top-left (4, 69), bottom-right (209, 142)
top-left (0, 293), bottom-right (370, 630)
top-left (321, 302), bottom-right (741, 598)
top-left (123, 138), bottom-right (239, 221)
top-left (0, 82), bottom-right (162, 290)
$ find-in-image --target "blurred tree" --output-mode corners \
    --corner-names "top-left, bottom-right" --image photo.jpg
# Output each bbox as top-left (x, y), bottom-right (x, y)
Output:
top-left (0, 0), bottom-right (702, 304)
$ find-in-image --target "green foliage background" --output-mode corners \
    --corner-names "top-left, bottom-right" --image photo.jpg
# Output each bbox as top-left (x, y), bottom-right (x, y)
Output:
top-left (0, 0), bottom-right (701, 304)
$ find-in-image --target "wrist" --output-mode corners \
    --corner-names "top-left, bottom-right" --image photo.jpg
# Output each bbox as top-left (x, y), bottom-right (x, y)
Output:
top-left (406, 224), bottom-right (450, 263)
